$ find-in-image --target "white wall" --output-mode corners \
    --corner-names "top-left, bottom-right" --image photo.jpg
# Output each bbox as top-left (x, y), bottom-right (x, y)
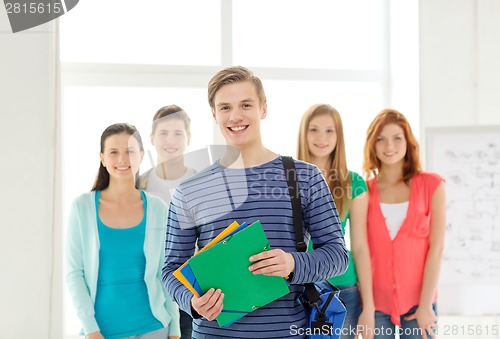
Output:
top-left (420, 0), bottom-right (500, 128)
top-left (420, 0), bottom-right (500, 338)
top-left (0, 10), bottom-right (59, 339)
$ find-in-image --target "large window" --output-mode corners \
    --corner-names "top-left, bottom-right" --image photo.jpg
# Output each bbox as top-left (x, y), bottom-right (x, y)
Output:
top-left (59, 1), bottom-right (418, 336)
top-left (60, 0), bottom-right (222, 65)
top-left (232, 1), bottom-right (384, 70)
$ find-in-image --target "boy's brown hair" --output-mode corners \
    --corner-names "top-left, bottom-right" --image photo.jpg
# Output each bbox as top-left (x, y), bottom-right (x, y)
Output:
top-left (208, 66), bottom-right (266, 110)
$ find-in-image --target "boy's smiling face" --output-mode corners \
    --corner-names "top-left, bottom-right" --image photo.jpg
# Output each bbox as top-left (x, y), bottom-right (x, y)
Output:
top-left (151, 118), bottom-right (190, 162)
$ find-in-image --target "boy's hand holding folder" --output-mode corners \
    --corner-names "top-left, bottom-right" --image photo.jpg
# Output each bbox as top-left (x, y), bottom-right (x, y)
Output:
top-left (173, 220), bottom-right (291, 327)
top-left (191, 287), bottom-right (224, 322)
top-left (248, 248), bottom-right (295, 278)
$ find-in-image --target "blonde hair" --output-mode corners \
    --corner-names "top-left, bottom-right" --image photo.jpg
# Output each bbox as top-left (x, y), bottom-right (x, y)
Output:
top-left (208, 66), bottom-right (266, 110)
top-left (297, 104), bottom-right (350, 220)
top-left (362, 108), bottom-right (421, 183)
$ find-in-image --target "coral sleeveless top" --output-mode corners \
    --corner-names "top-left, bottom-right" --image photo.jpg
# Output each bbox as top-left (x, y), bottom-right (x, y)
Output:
top-left (367, 172), bottom-right (443, 326)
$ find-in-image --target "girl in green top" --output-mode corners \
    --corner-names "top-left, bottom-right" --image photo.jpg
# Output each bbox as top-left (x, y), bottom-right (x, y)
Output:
top-left (297, 104), bottom-right (374, 339)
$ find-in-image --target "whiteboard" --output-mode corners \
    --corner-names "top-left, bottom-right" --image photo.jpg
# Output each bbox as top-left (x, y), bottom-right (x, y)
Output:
top-left (426, 126), bottom-right (500, 315)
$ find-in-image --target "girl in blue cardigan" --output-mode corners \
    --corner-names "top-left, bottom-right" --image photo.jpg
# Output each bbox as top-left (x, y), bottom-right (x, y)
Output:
top-left (65, 123), bottom-right (180, 339)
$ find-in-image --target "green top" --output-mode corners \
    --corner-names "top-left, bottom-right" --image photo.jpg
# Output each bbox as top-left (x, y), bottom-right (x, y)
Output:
top-left (309, 171), bottom-right (367, 286)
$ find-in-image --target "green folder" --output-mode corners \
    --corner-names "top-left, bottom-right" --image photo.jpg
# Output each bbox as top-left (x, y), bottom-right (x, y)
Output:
top-left (188, 220), bottom-right (290, 327)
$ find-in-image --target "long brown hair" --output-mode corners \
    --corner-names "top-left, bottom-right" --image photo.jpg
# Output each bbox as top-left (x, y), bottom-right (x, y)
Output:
top-left (91, 123), bottom-right (144, 191)
top-left (362, 108), bottom-right (421, 183)
top-left (297, 104), bottom-right (351, 220)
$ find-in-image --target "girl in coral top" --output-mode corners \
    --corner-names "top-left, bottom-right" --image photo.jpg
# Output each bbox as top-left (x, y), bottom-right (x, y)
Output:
top-left (362, 109), bottom-right (446, 339)
top-left (298, 104), bottom-right (374, 339)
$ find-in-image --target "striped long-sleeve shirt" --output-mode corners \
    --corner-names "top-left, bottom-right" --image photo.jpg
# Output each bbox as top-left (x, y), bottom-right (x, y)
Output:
top-left (162, 156), bottom-right (348, 338)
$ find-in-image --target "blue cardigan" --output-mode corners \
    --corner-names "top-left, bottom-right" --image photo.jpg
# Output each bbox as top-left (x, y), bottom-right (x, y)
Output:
top-left (65, 191), bottom-right (180, 336)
